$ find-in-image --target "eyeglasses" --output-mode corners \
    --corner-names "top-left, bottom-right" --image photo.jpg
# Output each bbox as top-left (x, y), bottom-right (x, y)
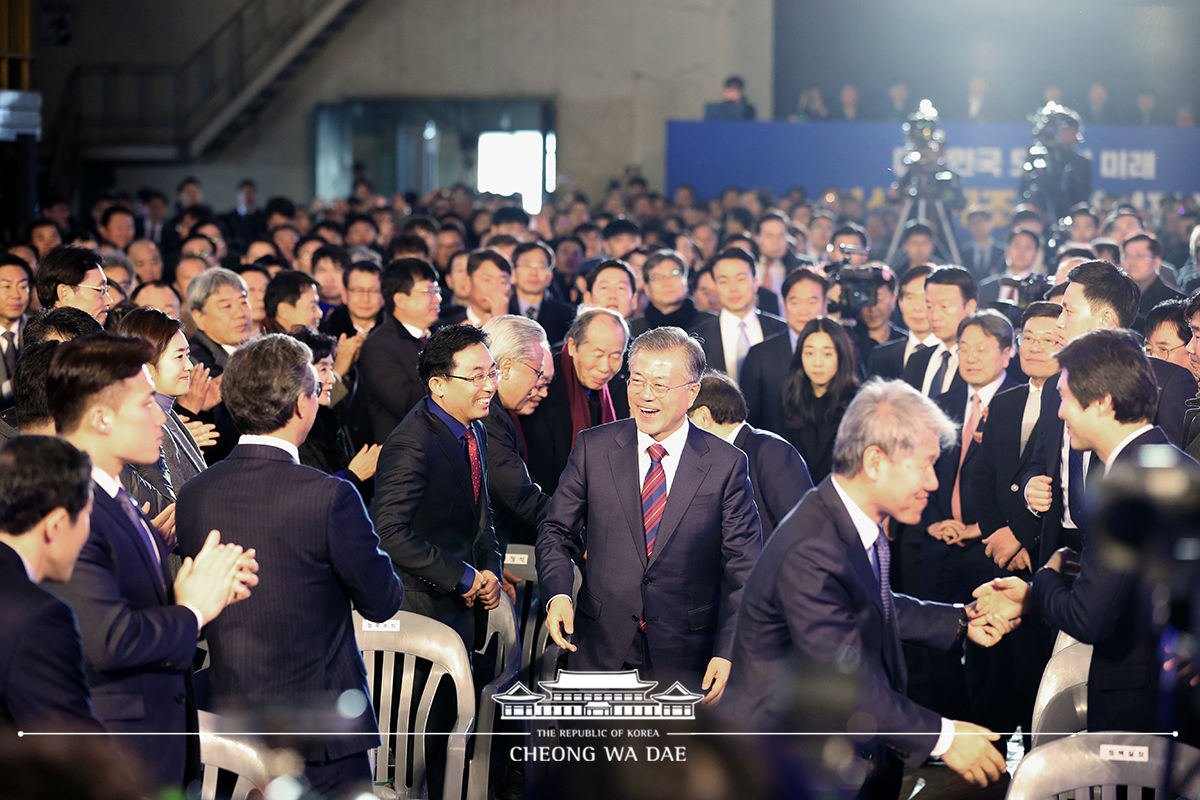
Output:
top-left (447, 368), bottom-right (501, 386)
top-left (626, 375), bottom-right (697, 398)
top-left (1146, 342), bottom-right (1187, 360)
top-left (75, 281), bottom-right (110, 295)
top-left (1017, 334), bottom-right (1063, 349)
top-left (647, 268), bottom-right (684, 282)
top-left (514, 359), bottom-right (545, 383)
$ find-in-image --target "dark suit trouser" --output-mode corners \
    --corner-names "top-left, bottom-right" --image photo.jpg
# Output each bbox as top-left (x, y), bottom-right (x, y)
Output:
top-left (857, 750), bottom-right (903, 800)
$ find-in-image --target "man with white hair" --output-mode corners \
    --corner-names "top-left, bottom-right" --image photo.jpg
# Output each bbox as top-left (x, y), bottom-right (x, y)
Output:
top-left (480, 314), bottom-right (553, 552)
top-left (726, 379), bottom-right (1011, 797)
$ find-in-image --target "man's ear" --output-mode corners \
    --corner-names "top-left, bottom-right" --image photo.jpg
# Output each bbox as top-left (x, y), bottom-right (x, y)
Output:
top-left (41, 507), bottom-right (70, 547)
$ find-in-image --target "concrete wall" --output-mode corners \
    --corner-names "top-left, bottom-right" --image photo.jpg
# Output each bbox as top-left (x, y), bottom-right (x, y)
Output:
top-left (37, 0), bottom-right (771, 205)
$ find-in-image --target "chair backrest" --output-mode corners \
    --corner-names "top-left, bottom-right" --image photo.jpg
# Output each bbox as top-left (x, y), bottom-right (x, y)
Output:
top-left (197, 710), bottom-right (272, 800)
top-left (353, 610), bottom-right (476, 800)
top-left (1006, 733), bottom-right (1200, 799)
top-left (1051, 630), bottom-right (1080, 655)
top-left (1030, 642), bottom-right (1093, 744)
top-left (504, 544), bottom-right (582, 688)
top-left (1030, 683), bottom-right (1088, 750)
top-left (466, 593), bottom-right (521, 800)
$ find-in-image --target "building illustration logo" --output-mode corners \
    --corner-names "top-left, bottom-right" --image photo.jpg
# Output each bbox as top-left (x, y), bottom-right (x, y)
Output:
top-left (494, 669), bottom-right (704, 720)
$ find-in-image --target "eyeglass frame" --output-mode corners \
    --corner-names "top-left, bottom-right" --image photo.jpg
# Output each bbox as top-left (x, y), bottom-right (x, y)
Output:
top-left (446, 368), bottom-right (501, 387)
top-left (625, 374), bottom-right (699, 399)
top-left (1145, 342), bottom-right (1188, 359)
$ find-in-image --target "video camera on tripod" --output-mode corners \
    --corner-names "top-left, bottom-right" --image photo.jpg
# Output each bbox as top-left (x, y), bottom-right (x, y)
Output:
top-left (886, 100), bottom-right (964, 265)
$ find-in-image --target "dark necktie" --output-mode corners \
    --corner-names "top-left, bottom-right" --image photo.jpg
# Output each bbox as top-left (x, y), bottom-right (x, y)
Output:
top-left (641, 443), bottom-right (668, 558)
top-left (1067, 446), bottom-right (1087, 525)
top-left (117, 488), bottom-right (164, 589)
top-left (873, 524), bottom-right (894, 625)
top-left (1, 330), bottom-right (15, 376)
top-left (525, 306), bottom-right (538, 320)
top-left (462, 429), bottom-right (482, 503)
top-left (929, 350), bottom-right (951, 396)
top-left (587, 389), bottom-right (602, 427)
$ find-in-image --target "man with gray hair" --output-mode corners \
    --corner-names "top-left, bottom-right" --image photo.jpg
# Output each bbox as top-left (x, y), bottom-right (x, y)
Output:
top-left (185, 267), bottom-right (253, 462)
top-left (726, 379), bottom-right (1011, 797)
top-left (186, 267), bottom-right (252, 377)
top-left (176, 334), bottom-right (403, 795)
top-left (538, 326), bottom-right (761, 701)
top-left (480, 315), bottom-right (553, 553)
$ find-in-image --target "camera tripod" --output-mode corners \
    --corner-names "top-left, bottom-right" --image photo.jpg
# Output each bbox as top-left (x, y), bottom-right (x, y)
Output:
top-left (885, 193), bottom-right (962, 267)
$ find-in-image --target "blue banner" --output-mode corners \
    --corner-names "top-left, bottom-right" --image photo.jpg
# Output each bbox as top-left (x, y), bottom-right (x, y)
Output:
top-left (666, 121), bottom-right (1200, 213)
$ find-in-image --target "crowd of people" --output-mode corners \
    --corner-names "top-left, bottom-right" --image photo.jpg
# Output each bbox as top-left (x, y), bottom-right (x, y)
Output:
top-left (2, 171), bottom-right (1200, 799)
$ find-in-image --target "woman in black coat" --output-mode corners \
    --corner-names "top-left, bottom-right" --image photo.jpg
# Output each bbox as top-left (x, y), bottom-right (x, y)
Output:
top-left (779, 317), bottom-right (861, 483)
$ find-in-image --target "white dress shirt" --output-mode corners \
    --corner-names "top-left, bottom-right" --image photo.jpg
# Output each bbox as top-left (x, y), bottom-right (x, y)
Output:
top-left (963, 373), bottom-right (1007, 423)
top-left (718, 308), bottom-right (764, 384)
top-left (830, 476), bottom-right (955, 756)
top-left (635, 419), bottom-right (694, 496)
top-left (1103, 424), bottom-right (1155, 475)
top-left (903, 331), bottom-right (940, 369)
top-left (238, 434), bottom-right (300, 463)
top-left (921, 342), bottom-right (959, 397)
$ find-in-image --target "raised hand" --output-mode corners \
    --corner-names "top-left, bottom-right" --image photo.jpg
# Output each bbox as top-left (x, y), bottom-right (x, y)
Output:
top-left (347, 443), bottom-right (382, 481)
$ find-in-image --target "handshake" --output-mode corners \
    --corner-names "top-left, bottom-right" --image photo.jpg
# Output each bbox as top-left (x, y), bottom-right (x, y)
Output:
top-left (971, 545), bottom-right (1079, 624)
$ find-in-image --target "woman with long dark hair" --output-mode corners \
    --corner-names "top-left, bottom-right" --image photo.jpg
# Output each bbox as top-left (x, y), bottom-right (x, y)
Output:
top-left (780, 317), bottom-right (861, 483)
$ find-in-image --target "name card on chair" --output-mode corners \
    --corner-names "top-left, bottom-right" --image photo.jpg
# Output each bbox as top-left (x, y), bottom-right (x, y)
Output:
top-left (1099, 744), bottom-right (1150, 762)
top-left (361, 619), bottom-right (401, 632)
top-left (505, 552), bottom-right (530, 565)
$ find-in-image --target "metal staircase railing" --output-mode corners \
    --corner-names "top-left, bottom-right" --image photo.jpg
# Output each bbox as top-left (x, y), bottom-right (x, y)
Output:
top-left (66, 0), bottom-right (361, 159)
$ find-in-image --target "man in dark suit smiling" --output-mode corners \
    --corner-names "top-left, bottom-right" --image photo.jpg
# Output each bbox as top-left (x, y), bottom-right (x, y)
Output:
top-left (538, 326), bottom-right (761, 699)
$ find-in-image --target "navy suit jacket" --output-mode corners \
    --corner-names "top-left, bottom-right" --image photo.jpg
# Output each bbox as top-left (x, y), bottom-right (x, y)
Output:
top-left (726, 478), bottom-right (963, 767)
top-left (355, 315), bottom-right (426, 444)
top-left (536, 420), bottom-right (762, 689)
top-left (865, 337), bottom-right (907, 381)
top-left (1031, 427), bottom-right (1194, 735)
top-left (371, 402), bottom-right (502, 641)
top-left (732, 423), bottom-right (813, 538)
top-left (1022, 359), bottom-right (1193, 564)
top-left (0, 543), bottom-right (103, 733)
top-left (969, 383), bottom-right (1044, 557)
top-left (739, 332), bottom-right (793, 434)
top-left (49, 480), bottom-right (200, 789)
top-left (689, 311), bottom-right (788, 376)
top-left (176, 443), bottom-right (404, 762)
top-left (903, 344), bottom-right (966, 398)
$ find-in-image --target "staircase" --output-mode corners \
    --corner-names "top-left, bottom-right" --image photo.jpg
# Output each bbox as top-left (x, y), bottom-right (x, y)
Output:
top-left (50, 0), bottom-right (366, 172)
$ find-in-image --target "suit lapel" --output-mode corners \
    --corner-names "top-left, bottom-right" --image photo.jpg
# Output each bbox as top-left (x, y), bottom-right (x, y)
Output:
top-left (608, 423), bottom-right (649, 567)
top-left (649, 426), bottom-right (711, 566)
top-left (424, 408), bottom-right (475, 502)
top-left (95, 486), bottom-right (167, 602)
